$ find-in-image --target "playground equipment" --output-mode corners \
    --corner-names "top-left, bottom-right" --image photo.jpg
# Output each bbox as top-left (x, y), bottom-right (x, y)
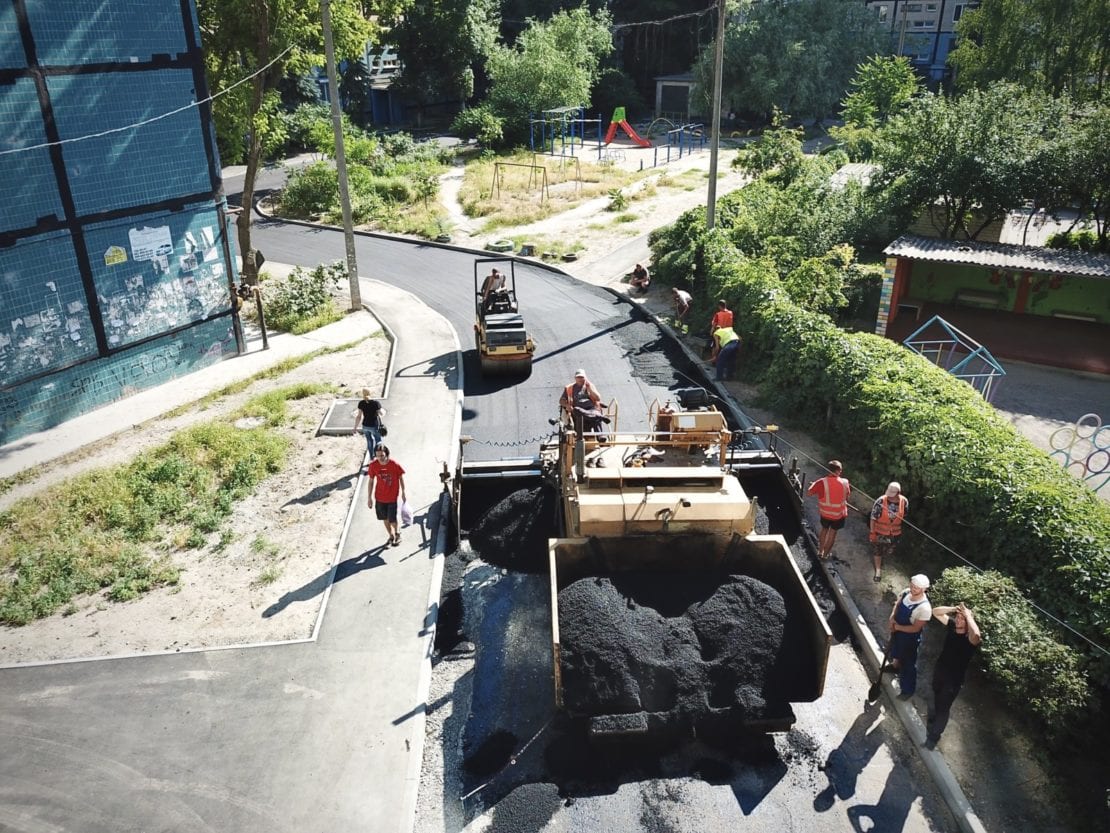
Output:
top-left (603, 107), bottom-right (651, 148)
top-left (902, 315), bottom-right (1006, 402)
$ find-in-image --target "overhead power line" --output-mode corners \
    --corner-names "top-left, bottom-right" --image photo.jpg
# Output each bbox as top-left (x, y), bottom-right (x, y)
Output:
top-left (0, 45), bottom-right (295, 158)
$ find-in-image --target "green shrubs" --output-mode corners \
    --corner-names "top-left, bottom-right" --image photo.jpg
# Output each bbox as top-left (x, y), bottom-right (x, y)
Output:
top-left (0, 390), bottom-right (315, 624)
top-left (451, 105), bottom-right (505, 147)
top-left (263, 262), bottom-right (343, 334)
top-left (933, 567), bottom-right (1090, 734)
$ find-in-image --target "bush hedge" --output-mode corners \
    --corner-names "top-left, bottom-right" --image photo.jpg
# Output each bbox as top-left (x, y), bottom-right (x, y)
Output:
top-left (650, 221), bottom-right (1110, 724)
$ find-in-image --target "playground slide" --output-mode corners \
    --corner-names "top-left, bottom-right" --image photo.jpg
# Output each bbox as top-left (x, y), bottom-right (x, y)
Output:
top-left (604, 119), bottom-right (651, 148)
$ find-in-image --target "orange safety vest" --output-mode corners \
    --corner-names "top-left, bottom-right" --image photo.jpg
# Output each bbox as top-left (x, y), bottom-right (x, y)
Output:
top-left (871, 495), bottom-right (907, 536)
top-left (711, 310), bottom-right (734, 330)
top-left (810, 475), bottom-right (850, 520)
top-left (563, 382), bottom-right (598, 408)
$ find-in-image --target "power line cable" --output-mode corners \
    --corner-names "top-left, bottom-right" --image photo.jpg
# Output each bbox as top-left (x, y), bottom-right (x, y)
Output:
top-left (0, 45), bottom-right (295, 158)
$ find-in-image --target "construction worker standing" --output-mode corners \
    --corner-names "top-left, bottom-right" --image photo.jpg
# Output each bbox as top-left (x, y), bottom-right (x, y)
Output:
top-left (870, 481), bottom-right (908, 582)
top-left (807, 460), bottom-right (850, 559)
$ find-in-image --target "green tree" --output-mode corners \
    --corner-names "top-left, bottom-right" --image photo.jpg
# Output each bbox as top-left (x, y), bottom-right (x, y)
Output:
top-left (339, 58), bottom-right (372, 126)
top-left (872, 85), bottom-right (1071, 239)
top-left (698, 0), bottom-right (887, 123)
top-left (830, 54), bottom-right (921, 160)
top-left (196, 0), bottom-right (394, 283)
top-left (950, 0), bottom-right (1110, 101)
top-left (391, 0), bottom-right (498, 125)
top-left (485, 5), bottom-right (613, 145)
top-left (732, 109), bottom-right (806, 183)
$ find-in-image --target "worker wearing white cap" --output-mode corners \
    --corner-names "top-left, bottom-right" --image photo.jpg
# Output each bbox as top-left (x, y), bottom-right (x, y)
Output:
top-left (870, 481), bottom-right (908, 582)
top-left (885, 574), bottom-right (932, 699)
top-left (559, 369), bottom-right (602, 431)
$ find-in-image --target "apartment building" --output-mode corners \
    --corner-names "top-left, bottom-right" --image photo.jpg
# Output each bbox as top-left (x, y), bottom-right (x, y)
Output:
top-left (865, 1), bottom-right (980, 83)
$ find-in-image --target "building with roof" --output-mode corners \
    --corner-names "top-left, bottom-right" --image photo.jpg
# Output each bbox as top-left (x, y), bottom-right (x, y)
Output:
top-left (877, 234), bottom-right (1110, 374)
top-left (865, 1), bottom-right (980, 84)
top-left (0, 0), bottom-right (240, 445)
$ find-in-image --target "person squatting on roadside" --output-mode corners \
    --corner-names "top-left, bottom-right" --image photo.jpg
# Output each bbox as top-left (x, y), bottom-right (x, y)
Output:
top-left (925, 602), bottom-right (981, 749)
top-left (712, 325), bottom-right (741, 381)
top-left (807, 460), bottom-right (850, 559)
top-left (708, 299), bottom-right (734, 359)
top-left (367, 445), bottom-right (406, 547)
top-left (886, 574), bottom-right (932, 698)
top-left (630, 263), bottom-right (651, 293)
top-left (671, 287), bottom-right (692, 323)
top-left (870, 481), bottom-right (908, 582)
top-left (559, 369), bottom-right (604, 437)
top-left (352, 389), bottom-right (383, 457)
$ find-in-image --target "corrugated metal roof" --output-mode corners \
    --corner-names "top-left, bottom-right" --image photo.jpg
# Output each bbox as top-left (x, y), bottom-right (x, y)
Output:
top-left (883, 234), bottom-right (1110, 278)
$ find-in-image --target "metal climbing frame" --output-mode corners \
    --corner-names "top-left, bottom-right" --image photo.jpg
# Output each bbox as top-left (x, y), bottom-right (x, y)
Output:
top-left (902, 315), bottom-right (1006, 402)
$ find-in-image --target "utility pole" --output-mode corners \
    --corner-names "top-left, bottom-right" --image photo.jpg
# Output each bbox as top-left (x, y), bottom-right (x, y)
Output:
top-left (321, 0), bottom-right (362, 310)
top-left (706, 0), bottom-right (727, 230)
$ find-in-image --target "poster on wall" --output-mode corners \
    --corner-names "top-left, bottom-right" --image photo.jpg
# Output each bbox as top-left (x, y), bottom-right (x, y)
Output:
top-left (128, 225), bottom-right (173, 261)
top-left (104, 245), bottom-right (127, 266)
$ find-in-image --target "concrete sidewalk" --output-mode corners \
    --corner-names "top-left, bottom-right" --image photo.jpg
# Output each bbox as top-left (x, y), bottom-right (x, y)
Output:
top-left (0, 273), bottom-right (461, 833)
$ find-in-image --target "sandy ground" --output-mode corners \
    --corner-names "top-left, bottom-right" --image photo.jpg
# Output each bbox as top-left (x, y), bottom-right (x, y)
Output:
top-left (0, 334), bottom-right (389, 666)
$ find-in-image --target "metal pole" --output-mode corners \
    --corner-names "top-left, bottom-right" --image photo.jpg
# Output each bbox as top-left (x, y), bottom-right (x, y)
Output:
top-left (706, 0), bottom-right (727, 230)
top-left (321, 0), bottom-right (361, 310)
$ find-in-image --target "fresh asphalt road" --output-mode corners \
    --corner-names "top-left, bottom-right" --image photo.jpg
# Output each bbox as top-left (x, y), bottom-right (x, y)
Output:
top-left (0, 168), bottom-right (952, 832)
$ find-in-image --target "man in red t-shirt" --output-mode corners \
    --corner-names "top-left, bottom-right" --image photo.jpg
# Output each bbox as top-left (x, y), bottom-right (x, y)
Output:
top-left (367, 445), bottom-right (407, 547)
top-left (807, 459), bottom-right (850, 559)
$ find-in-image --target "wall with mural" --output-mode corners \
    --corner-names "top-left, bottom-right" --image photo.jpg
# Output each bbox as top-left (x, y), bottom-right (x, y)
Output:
top-left (0, 0), bottom-right (238, 445)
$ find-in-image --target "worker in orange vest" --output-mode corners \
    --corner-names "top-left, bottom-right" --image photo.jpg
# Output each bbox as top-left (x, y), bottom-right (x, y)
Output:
top-left (807, 460), bottom-right (850, 560)
top-left (708, 299), bottom-right (734, 359)
top-left (870, 481), bottom-right (908, 582)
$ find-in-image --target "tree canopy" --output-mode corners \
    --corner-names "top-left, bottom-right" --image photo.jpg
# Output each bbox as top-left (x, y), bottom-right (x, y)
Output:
top-left (196, 0), bottom-right (401, 281)
top-left (697, 0), bottom-right (887, 123)
top-left (950, 0), bottom-right (1110, 102)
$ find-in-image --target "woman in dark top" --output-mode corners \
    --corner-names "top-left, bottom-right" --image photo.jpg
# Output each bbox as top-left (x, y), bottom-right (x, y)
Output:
top-left (353, 388), bottom-right (383, 456)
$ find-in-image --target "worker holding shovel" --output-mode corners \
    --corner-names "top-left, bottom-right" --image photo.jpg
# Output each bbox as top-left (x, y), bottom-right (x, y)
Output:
top-left (885, 574), bottom-right (932, 699)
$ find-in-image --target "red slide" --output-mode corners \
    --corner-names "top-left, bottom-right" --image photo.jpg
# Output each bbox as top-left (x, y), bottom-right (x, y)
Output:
top-left (604, 119), bottom-right (651, 148)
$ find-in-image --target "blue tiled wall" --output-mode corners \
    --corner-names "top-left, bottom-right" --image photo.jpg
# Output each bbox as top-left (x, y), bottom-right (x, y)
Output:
top-left (0, 0), bottom-right (237, 448)
top-left (0, 316), bottom-right (233, 443)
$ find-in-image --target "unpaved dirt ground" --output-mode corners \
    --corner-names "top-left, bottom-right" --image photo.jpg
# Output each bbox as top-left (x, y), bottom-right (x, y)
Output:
top-left (0, 335), bottom-right (389, 666)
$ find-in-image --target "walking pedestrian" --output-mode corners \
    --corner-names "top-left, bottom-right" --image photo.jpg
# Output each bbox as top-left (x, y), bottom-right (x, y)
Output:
top-left (886, 574), bottom-right (932, 698)
top-left (352, 389), bottom-right (383, 457)
top-left (367, 445), bottom-right (406, 547)
top-left (925, 602), bottom-right (981, 749)
top-left (707, 299), bottom-right (734, 358)
top-left (870, 481), bottom-right (907, 582)
top-left (712, 325), bottom-right (741, 381)
top-left (807, 460), bottom-right (850, 559)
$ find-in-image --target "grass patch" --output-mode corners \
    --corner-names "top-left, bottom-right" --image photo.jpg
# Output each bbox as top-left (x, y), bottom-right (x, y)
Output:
top-left (612, 212), bottom-right (638, 224)
top-left (253, 566), bottom-right (283, 586)
top-left (250, 535), bottom-right (281, 559)
top-left (504, 234), bottom-right (584, 259)
top-left (0, 384), bottom-right (329, 625)
top-left (459, 150), bottom-right (639, 230)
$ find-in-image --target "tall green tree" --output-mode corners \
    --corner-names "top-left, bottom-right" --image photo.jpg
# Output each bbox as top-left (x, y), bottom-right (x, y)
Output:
top-left (697, 0), bottom-right (887, 123)
top-left (950, 0), bottom-right (1110, 101)
top-left (485, 5), bottom-right (613, 144)
top-left (830, 55), bottom-right (922, 160)
top-left (196, 0), bottom-right (397, 283)
top-left (391, 0), bottom-right (498, 124)
top-left (872, 85), bottom-right (1072, 239)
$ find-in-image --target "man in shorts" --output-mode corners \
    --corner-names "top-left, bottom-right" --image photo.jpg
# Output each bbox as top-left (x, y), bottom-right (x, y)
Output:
top-left (367, 445), bottom-right (407, 547)
top-left (807, 460), bottom-right (850, 559)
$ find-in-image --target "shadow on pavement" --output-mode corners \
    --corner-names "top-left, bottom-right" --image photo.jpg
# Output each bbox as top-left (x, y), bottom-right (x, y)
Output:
top-left (262, 544), bottom-right (388, 618)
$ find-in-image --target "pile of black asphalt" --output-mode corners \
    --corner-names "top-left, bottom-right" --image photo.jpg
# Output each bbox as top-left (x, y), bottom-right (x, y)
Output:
top-left (467, 484), bottom-right (558, 572)
top-left (557, 572), bottom-right (788, 721)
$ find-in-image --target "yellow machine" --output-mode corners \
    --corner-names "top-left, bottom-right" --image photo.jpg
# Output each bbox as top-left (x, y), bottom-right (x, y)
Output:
top-left (474, 258), bottom-right (535, 376)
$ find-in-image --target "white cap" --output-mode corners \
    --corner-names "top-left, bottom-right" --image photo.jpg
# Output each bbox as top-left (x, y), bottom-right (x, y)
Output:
top-left (574, 368), bottom-right (586, 378)
top-left (910, 574), bottom-right (930, 589)
top-left (885, 481), bottom-right (901, 497)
